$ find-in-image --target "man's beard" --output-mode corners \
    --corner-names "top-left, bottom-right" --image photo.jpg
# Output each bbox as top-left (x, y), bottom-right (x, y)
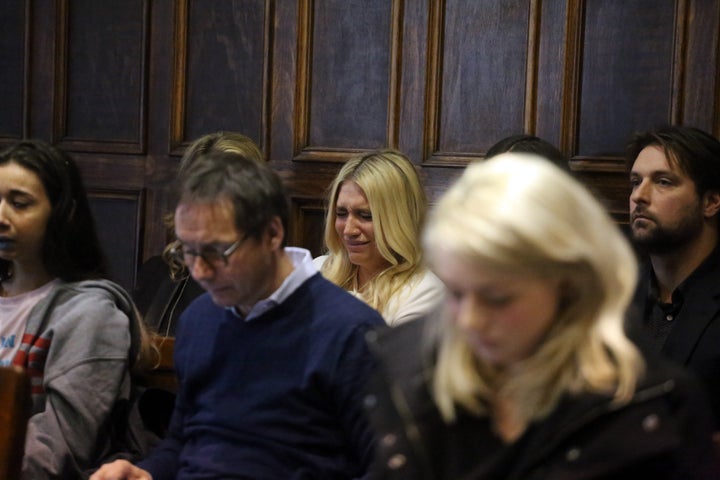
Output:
top-left (630, 206), bottom-right (704, 255)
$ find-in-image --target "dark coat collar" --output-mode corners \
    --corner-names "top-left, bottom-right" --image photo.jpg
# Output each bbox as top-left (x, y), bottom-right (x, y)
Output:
top-left (633, 247), bottom-right (720, 364)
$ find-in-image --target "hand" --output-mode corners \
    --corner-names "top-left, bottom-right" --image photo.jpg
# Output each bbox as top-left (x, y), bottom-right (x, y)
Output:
top-left (89, 460), bottom-right (152, 480)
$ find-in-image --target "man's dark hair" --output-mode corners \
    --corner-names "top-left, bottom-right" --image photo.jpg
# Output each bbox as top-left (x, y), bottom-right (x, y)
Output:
top-left (177, 150), bottom-right (289, 244)
top-left (485, 134), bottom-right (569, 171)
top-left (626, 125), bottom-right (720, 198)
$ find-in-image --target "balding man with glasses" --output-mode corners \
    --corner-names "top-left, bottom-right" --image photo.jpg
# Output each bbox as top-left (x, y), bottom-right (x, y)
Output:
top-left (91, 138), bottom-right (385, 480)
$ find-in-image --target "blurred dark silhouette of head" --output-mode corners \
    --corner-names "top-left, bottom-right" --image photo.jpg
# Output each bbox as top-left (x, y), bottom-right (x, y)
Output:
top-left (485, 134), bottom-right (569, 172)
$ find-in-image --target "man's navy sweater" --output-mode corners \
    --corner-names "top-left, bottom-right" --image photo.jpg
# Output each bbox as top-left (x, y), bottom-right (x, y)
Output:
top-left (139, 273), bottom-right (385, 479)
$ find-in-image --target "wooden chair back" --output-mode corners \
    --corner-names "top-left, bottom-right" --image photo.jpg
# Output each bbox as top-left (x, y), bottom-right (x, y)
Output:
top-left (0, 365), bottom-right (31, 480)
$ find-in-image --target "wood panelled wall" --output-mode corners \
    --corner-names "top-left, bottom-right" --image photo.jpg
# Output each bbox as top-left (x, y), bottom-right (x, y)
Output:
top-left (1, 0), bottom-right (719, 291)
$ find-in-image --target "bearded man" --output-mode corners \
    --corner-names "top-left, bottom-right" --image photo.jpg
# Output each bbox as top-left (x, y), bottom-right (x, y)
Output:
top-left (626, 125), bottom-right (720, 432)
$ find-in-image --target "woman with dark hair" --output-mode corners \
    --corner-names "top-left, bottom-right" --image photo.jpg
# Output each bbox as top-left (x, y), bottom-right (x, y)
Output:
top-left (0, 140), bottom-right (151, 479)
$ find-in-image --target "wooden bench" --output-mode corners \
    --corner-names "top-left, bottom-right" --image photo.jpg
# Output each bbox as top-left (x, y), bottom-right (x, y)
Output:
top-left (0, 365), bottom-right (31, 480)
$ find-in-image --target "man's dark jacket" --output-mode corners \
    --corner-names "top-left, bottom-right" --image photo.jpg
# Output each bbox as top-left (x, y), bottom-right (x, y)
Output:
top-left (627, 255), bottom-right (720, 427)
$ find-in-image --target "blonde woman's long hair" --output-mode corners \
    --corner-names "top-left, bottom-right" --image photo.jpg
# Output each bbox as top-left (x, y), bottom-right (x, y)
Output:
top-left (321, 149), bottom-right (428, 318)
top-left (425, 153), bottom-right (644, 425)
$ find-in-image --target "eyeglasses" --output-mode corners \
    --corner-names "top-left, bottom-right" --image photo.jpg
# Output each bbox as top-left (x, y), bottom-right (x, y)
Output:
top-left (169, 236), bottom-right (247, 268)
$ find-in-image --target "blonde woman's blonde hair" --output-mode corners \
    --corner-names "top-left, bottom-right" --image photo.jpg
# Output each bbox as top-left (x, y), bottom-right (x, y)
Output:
top-left (321, 149), bottom-right (428, 318)
top-left (424, 153), bottom-right (644, 425)
top-left (178, 131), bottom-right (264, 178)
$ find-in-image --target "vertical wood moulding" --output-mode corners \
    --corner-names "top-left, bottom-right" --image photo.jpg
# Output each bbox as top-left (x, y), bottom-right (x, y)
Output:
top-left (53, 0), bottom-right (69, 145)
top-left (524, 0), bottom-right (541, 134)
top-left (261, 0), bottom-right (275, 159)
top-left (422, 0), bottom-right (444, 164)
top-left (559, 0), bottom-right (585, 159)
top-left (137, 1), bottom-right (150, 155)
top-left (715, 0), bottom-right (720, 137)
top-left (21, 0), bottom-right (31, 138)
top-left (387, 0), bottom-right (404, 148)
top-left (293, 0), bottom-right (312, 158)
top-left (421, 0), bottom-right (483, 166)
top-left (670, 0), bottom-right (688, 125)
top-left (169, 0), bottom-right (189, 154)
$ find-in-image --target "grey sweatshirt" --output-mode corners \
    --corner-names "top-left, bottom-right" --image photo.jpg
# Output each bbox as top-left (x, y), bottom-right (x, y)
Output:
top-left (13, 279), bottom-right (142, 479)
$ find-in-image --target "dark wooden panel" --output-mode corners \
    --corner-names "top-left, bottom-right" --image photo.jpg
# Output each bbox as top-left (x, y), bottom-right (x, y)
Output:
top-left (576, 0), bottom-right (675, 157)
top-left (75, 149), bottom-right (146, 288)
top-left (397, 0), bottom-right (430, 164)
top-left (0, 0), bottom-right (27, 140)
top-left (573, 169), bottom-right (631, 225)
top-left (269, 0), bottom-right (300, 163)
top-left (171, 0), bottom-right (268, 153)
top-left (289, 197), bottom-right (326, 258)
top-left (309, 0), bottom-right (391, 149)
top-left (88, 190), bottom-right (144, 292)
top-left (294, 0), bottom-right (397, 161)
top-left (11, 0), bottom-right (720, 273)
top-left (56, 0), bottom-right (148, 153)
top-left (74, 153), bottom-right (145, 189)
top-left (426, 0), bottom-right (533, 164)
top-left (535, 0), bottom-right (567, 146)
top-left (27, 0), bottom-right (57, 140)
top-left (141, 0), bottom-right (179, 259)
top-left (683, 0), bottom-right (720, 132)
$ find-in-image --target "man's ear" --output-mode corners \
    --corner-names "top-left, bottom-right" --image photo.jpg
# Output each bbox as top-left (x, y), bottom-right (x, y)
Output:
top-left (266, 216), bottom-right (285, 250)
top-left (703, 190), bottom-right (720, 218)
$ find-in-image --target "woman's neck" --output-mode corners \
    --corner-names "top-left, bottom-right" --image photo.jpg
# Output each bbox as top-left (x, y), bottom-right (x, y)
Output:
top-left (0, 264), bottom-right (55, 297)
top-left (491, 393), bottom-right (526, 444)
top-left (356, 268), bottom-right (377, 290)
top-left (356, 261), bottom-right (391, 290)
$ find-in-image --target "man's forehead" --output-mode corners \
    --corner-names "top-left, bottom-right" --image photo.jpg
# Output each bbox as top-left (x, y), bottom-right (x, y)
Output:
top-left (632, 145), bottom-right (684, 175)
top-left (174, 201), bottom-right (239, 237)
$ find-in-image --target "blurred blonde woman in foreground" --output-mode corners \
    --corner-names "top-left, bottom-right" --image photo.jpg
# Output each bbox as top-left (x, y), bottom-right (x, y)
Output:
top-left (314, 149), bottom-right (444, 326)
top-left (365, 153), bottom-right (720, 479)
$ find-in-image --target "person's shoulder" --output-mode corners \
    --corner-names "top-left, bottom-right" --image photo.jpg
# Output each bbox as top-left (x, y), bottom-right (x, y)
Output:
top-left (312, 254), bottom-right (328, 270)
top-left (50, 279), bottom-right (133, 311)
top-left (402, 268), bottom-right (445, 297)
top-left (28, 280), bottom-right (136, 338)
top-left (367, 316), bottom-right (432, 375)
top-left (385, 269), bottom-right (445, 325)
top-left (639, 352), bottom-right (708, 397)
top-left (369, 316), bottom-right (428, 354)
top-left (179, 291), bottom-right (216, 317)
top-left (416, 268), bottom-right (444, 287)
top-left (299, 273), bottom-right (384, 326)
top-left (630, 352), bottom-right (719, 434)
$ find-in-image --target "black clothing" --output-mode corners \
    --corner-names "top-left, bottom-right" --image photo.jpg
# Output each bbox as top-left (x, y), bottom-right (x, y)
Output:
top-left (627, 246), bottom-right (720, 426)
top-left (365, 318), bottom-right (720, 480)
top-left (131, 255), bottom-right (205, 439)
top-left (133, 255), bottom-right (204, 336)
